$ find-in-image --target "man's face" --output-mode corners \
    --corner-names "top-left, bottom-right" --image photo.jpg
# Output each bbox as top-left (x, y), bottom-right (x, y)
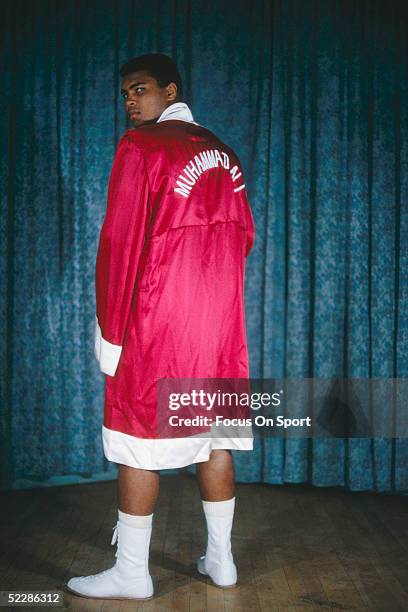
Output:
top-left (120, 70), bottom-right (177, 127)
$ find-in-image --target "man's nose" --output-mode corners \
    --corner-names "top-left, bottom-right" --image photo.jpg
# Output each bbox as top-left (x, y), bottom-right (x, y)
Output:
top-left (126, 96), bottom-right (137, 109)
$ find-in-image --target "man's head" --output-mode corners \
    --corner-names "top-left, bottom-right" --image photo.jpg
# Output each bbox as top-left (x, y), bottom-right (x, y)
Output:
top-left (119, 53), bottom-right (183, 127)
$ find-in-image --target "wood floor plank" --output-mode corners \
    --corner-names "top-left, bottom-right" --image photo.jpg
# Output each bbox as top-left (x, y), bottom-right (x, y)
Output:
top-left (171, 477), bottom-right (195, 611)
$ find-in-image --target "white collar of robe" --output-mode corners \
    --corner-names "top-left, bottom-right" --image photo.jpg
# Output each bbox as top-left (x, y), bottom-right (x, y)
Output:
top-left (157, 102), bottom-right (199, 125)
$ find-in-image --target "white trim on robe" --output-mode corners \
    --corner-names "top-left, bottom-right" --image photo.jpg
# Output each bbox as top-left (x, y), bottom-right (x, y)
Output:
top-left (156, 101), bottom-right (200, 125)
top-left (102, 425), bottom-right (254, 471)
top-left (94, 315), bottom-right (123, 377)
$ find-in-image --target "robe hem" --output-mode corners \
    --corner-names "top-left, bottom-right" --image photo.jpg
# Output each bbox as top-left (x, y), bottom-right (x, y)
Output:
top-left (102, 425), bottom-right (253, 470)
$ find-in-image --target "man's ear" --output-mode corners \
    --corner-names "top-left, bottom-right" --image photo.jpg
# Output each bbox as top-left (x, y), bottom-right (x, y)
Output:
top-left (166, 82), bottom-right (178, 102)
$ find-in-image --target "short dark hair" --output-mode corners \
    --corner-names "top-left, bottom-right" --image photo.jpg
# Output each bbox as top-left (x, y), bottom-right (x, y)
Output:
top-left (119, 53), bottom-right (183, 101)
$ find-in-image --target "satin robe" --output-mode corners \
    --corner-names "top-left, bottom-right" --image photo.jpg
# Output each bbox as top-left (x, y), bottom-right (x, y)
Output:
top-left (94, 103), bottom-right (255, 469)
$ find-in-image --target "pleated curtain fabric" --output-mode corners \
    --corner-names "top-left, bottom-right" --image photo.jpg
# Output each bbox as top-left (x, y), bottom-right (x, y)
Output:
top-left (1, 0), bottom-right (407, 492)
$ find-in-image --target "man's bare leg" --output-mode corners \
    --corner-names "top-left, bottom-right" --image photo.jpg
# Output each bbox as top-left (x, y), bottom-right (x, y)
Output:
top-left (118, 451), bottom-right (232, 511)
top-left (196, 449), bottom-right (235, 501)
top-left (118, 464), bottom-right (160, 515)
top-left (196, 450), bottom-right (237, 586)
top-left (66, 464), bottom-right (158, 598)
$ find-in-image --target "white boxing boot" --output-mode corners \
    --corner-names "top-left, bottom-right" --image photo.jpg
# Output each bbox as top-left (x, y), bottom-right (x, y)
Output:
top-left (66, 509), bottom-right (154, 600)
top-left (197, 496), bottom-right (238, 588)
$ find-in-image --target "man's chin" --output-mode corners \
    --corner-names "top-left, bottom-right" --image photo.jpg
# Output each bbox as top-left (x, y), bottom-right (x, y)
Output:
top-left (130, 116), bottom-right (160, 127)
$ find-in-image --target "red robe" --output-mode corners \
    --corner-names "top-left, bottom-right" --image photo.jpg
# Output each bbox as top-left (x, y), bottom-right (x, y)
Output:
top-left (94, 103), bottom-right (255, 469)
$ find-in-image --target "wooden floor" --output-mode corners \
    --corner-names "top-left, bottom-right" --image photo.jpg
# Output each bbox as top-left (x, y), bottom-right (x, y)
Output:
top-left (1, 474), bottom-right (407, 611)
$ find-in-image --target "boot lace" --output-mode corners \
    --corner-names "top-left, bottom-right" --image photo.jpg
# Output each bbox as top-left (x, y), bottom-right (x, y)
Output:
top-left (111, 522), bottom-right (119, 558)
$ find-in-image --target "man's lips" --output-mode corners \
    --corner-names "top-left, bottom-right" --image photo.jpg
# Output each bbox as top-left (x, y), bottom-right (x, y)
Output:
top-left (128, 110), bottom-right (140, 118)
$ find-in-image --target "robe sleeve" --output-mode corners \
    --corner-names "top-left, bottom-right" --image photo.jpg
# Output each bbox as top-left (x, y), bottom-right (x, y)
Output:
top-left (245, 193), bottom-right (255, 257)
top-left (94, 134), bottom-right (150, 376)
top-left (238, 177), bottom-right (255, 257)
top-left (231, 151), bottom-right (255, 257)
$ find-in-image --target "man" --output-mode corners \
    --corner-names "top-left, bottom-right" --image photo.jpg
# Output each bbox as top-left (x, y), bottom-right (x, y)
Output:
top-left (66, 53), bottom-right (255, 601)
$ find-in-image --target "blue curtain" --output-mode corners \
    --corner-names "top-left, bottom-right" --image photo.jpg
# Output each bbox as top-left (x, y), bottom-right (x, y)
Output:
top-left (1, 0), bottom-right (407, 493)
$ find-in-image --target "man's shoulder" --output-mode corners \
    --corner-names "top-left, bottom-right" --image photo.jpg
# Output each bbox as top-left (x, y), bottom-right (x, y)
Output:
top-left (119, 128), bottom-right (149, 149)
top-left (123, 122), bottom-right (217, 144)
top-left (119, 124), bottom-right (239, 163)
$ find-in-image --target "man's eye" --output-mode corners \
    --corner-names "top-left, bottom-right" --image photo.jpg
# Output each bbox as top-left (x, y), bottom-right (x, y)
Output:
top-left (121, 92), bottom-right (127, 99)
top-left (136, 88), bottom-right (145, 94)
